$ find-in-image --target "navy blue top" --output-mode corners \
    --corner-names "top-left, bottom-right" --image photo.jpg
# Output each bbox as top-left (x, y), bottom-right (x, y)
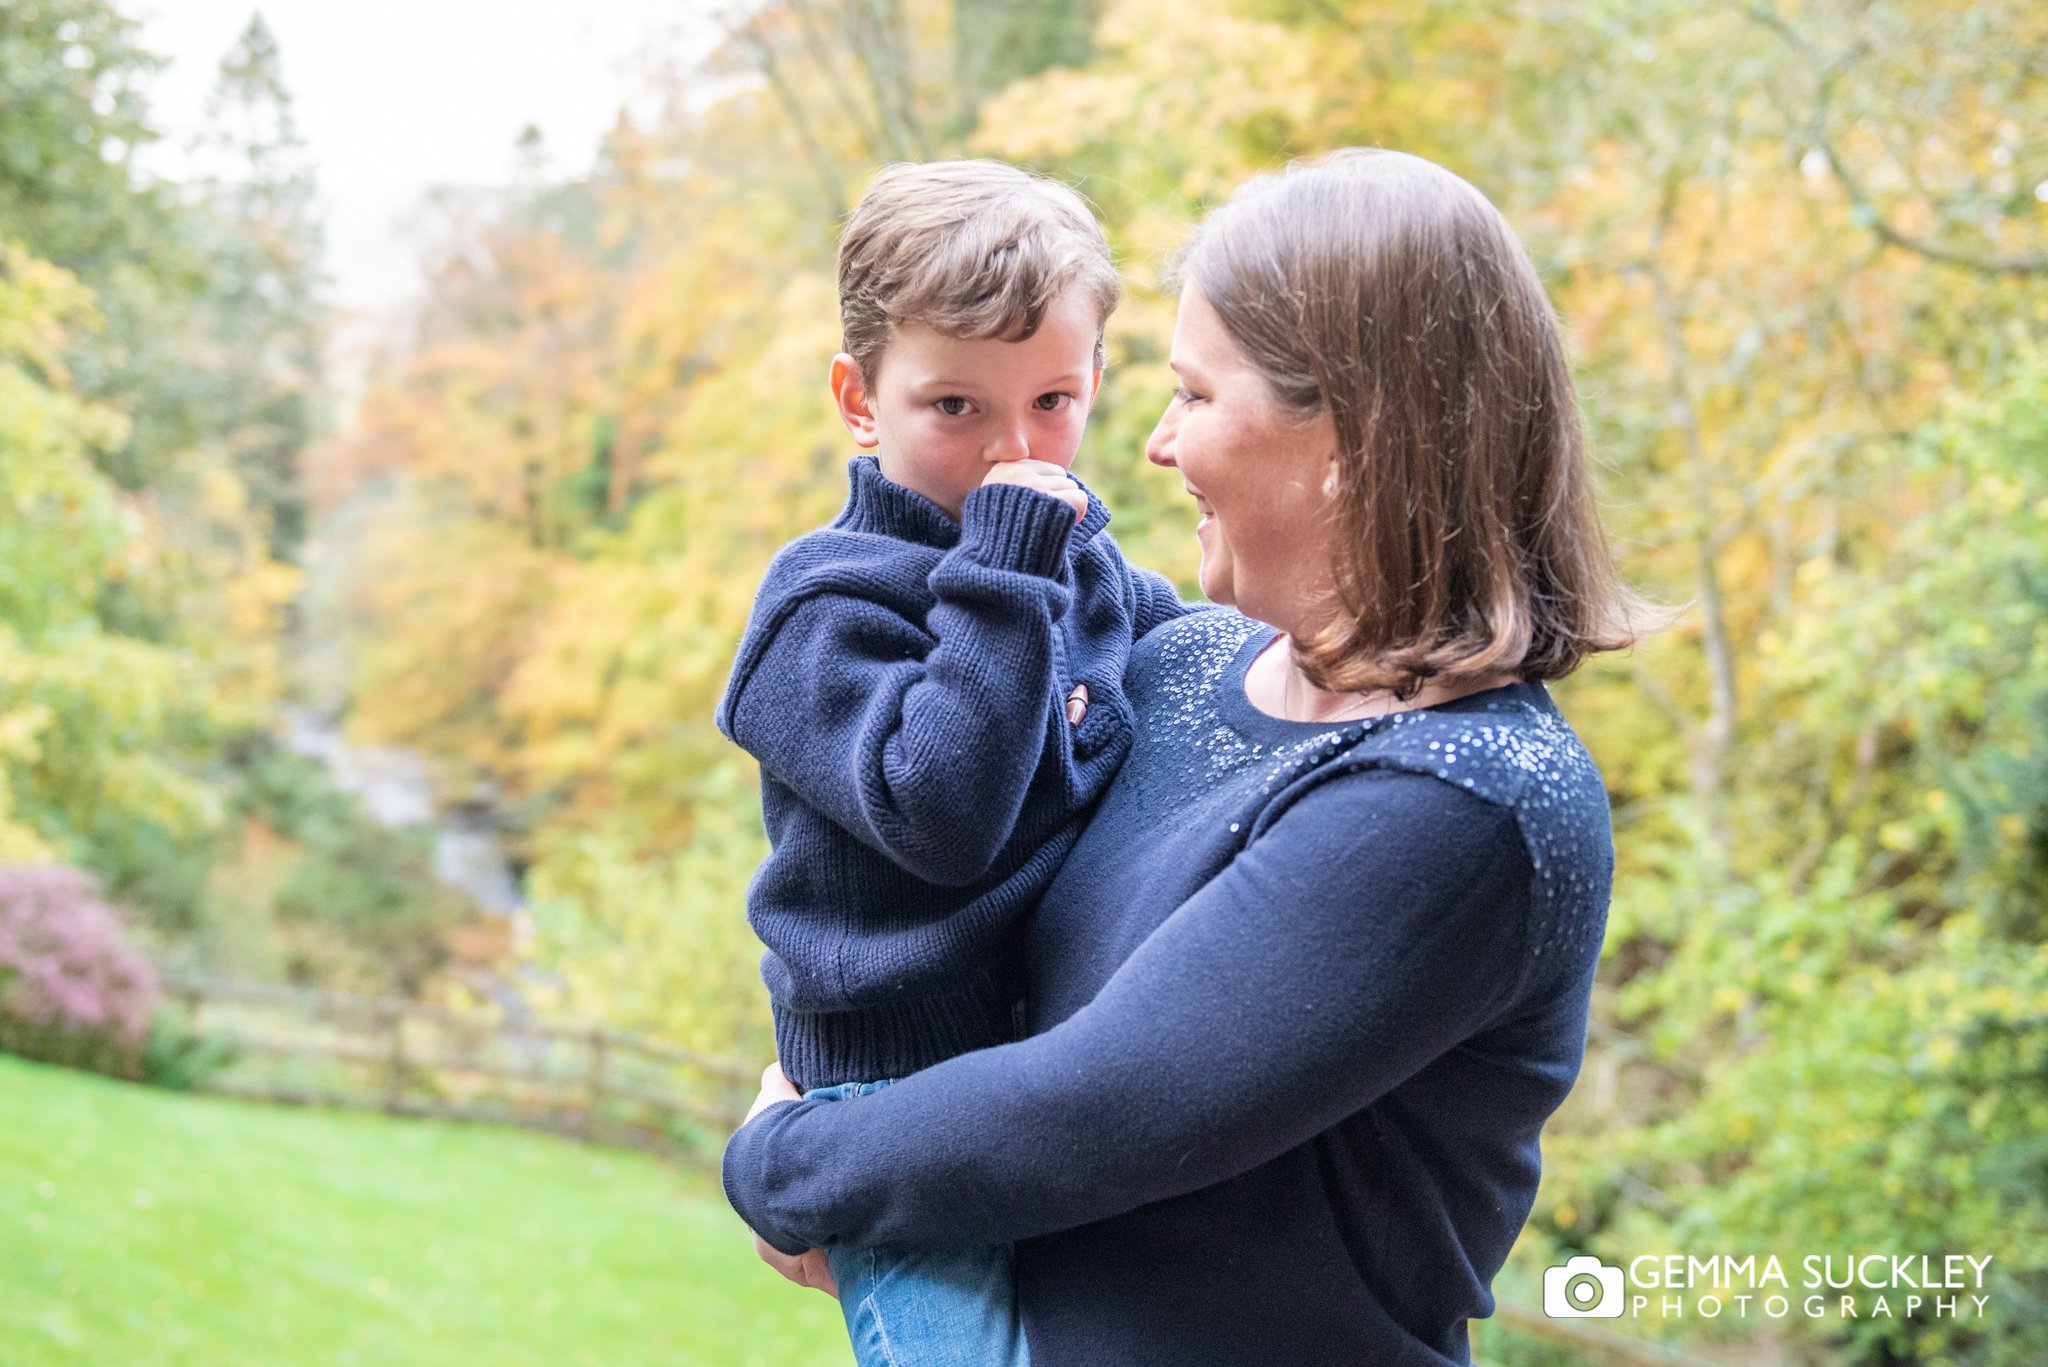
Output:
top-left (716, 456), bottom-right (1187, 1090)
top-left (725, 611), bottom-right (1614, 1365)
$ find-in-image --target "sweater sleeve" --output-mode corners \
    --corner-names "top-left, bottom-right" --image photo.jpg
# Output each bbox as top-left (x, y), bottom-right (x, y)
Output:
top-left (1090, 528), bottom-right (1195, 639)
top-left (723, 769), bottom-right (1535, 1254)
top-left (1127, 564), bottom-right (1196, 639)
top-left (720, 482), bottom-right (1079, 888)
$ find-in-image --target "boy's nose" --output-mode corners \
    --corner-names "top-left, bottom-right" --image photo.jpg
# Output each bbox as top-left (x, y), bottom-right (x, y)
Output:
top-left (986, 419), bottom-right (1031, 463)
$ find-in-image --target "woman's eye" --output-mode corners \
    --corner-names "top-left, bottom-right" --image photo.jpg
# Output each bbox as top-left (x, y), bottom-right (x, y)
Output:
top-left (1033, 392), bottom-right (1074, 412)
top-left (1174, 386), bottom-right (1203, 405)
top-left (934, 396), bottom-right (971, 416)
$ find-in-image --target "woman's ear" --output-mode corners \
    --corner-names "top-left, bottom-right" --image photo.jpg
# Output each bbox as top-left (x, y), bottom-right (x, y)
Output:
top-left (830, 353), bottom-right (880, 448)
top-left (1317, 417), bottom-right (1344, 496)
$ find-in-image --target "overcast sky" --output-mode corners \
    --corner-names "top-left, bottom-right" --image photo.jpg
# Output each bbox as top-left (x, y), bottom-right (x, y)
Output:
top-left (137, 1), bottom-right (719, 320)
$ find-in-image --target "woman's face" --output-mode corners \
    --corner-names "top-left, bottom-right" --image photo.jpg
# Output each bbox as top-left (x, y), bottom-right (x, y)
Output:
top-left (1146, 285), bottom-right (1339, 632)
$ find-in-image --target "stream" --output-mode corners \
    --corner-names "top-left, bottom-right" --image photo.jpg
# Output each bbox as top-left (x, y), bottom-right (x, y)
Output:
top-left (278, 705), bottom-right (540, 1013)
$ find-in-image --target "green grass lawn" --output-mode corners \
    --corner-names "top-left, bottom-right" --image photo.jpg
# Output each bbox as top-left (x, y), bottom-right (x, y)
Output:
top-left (0, 1054), bottom-right (849, 1366)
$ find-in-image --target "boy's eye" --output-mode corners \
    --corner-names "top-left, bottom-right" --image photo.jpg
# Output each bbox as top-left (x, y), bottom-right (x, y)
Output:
top-left (935, 396), bottom-right (972, 416)
top-left (1033, 392), bottom-right (1074, 412)
top-left (1173, 386), bottom-right (1203, 405)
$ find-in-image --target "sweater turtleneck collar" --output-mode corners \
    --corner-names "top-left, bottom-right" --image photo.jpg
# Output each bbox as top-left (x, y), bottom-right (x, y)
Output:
top-left (834, 456), bottom-right (1111, 548)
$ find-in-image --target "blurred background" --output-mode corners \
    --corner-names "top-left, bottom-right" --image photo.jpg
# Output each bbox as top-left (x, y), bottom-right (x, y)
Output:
top-left (1, 1), bottom-right (2043, 1364)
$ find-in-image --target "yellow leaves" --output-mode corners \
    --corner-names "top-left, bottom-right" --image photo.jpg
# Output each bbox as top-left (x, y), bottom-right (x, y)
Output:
top-left (347, 510), bottom-right (556, 772)
top-left (980, 68), bottom-right (1147, 165)
top-left (976, 0), bottom-right (1316, 193)
top-left (0, 702), bottom-right (53, 765)
top-left (0, 242), bottom-right (100, 380)
top-left (0, 628), bottom-right (223, 844)
top-left (641, 270), bottom-right (845, 505)
top-left (197, 460), bottom-right (253, 523)
top-left (0, 811), bottom-right (55, 863)
top-left (526, 785), bottom-right (771, 1057)
top-left (228, 560), bottom-right (305, 632)
top-left (0, 364), bottom-right (128, 633)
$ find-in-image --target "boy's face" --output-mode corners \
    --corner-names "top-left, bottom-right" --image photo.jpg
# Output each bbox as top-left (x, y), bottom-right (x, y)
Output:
top-left (830, 286), bottom-right (1105, 519)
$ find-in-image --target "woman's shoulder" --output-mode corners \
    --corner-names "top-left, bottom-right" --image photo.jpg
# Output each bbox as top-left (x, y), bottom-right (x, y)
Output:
top-left (1126, 607), bottom-right (1262, 694)
top-left (1346, 684), bottom-right (1604, 811)
top-left (1320, 687), bottom-right (1613, 968)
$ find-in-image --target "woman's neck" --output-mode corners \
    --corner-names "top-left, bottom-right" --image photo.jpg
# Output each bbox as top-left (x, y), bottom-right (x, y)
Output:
top-left (1244, 632), bottom-right (1521, 724)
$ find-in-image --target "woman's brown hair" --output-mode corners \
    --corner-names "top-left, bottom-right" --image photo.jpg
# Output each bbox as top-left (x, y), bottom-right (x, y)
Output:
top-left (1178, 148), bottom-right (1648, 697)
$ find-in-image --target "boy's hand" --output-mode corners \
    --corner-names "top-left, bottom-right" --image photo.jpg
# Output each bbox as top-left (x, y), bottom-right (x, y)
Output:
top-left (981, 459), bottom-right (1088, 522)
top-left (745, 1060), bottom-right (800, 1123)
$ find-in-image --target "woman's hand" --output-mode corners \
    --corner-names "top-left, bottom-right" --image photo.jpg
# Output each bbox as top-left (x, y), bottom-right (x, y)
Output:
top-left (743, 1063), bottom-right (839, 1299)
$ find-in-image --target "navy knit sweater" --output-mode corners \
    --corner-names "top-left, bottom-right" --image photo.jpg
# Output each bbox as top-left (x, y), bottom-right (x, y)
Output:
top-left (715, 456), bottom-right (1187, 1091)
top-left (725, 612), bottom-right (1614, 1365)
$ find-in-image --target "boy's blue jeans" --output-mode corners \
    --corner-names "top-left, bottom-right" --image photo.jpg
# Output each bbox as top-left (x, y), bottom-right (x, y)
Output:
top-left (801, 1079), bottom-right (1029, 1367)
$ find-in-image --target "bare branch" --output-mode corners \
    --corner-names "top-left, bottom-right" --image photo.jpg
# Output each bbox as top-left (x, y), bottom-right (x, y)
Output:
top-left (872, 0), bottom-right (933, 159)
top-left (1629, 658), bottom-right (1705, 755)
top-left (786, 0), bottom-right (897, 162)
top-left (1645, 185), bottom-right (1739, 841)
top-left (732, 17), bottom-right (847, 216)
top-left (1741, 0), bottom-right (2048, 277)
top-left (840, 0), bottom-right (931, 162)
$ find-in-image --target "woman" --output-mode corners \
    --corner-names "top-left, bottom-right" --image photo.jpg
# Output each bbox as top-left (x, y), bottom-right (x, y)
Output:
top-left (724, 148), bottom-right (1642, 1366)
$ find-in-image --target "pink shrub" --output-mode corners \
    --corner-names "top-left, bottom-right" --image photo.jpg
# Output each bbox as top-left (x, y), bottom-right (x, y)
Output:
top-left (0, 864), bottom-right (160, 1076)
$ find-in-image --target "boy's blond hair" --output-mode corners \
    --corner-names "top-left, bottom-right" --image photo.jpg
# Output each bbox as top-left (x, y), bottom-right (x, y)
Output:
top-left (837, 160), bottom-right (1121, 385)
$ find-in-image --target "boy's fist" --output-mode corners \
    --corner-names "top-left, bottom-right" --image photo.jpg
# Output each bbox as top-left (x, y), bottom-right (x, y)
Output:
top-left (981, 459), bottom-right (1088, 522)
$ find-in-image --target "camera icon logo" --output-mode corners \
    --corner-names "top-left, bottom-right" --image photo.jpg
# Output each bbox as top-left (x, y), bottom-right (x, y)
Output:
top-left (1544, 1255), bottom-right (1625, 1318)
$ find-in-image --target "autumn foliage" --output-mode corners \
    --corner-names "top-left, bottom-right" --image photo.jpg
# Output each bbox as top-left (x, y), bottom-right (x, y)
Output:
top-left (4, 0), bottom-right (2045, 1361)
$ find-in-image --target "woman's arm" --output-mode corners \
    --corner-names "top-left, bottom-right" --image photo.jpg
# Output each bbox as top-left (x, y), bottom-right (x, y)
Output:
top-left (724, 768), bottom-right (1535, 1255)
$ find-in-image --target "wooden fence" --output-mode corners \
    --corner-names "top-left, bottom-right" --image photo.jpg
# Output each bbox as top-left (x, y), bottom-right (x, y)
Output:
top-left (159, 975), bottom-right (760, 1162)
top-left (156, 976), bottom-right (1767, 1367)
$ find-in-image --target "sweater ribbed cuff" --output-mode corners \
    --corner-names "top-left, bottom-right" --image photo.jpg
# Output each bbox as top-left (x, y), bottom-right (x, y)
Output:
top-left (773, 967), bottom-right (1016, 1093)
top-left (957, 482), bottom-right (1078, 579)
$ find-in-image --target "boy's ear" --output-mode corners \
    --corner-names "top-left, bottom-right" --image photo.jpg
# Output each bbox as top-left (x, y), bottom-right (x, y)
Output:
top-left (830, 353), bottom-right (880, 449)
top-left (1089, 368), bottom-right (1104, 404)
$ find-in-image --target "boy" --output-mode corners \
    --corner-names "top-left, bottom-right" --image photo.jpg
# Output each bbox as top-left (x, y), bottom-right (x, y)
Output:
top-left (716, 160), bottom-right (1187, 1364)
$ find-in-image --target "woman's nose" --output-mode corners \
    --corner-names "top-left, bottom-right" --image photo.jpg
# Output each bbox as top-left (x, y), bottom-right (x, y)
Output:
top-left (1145, 408), bottom-right (1178, 467)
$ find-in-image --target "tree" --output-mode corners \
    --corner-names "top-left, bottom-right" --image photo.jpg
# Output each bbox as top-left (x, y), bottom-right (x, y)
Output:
top-left (185, 11), bottom-right (327, 562)
top-left (0, 243), bottom-right (218, 882)
top-left (316, 9), bottom-right (2048, 1358)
